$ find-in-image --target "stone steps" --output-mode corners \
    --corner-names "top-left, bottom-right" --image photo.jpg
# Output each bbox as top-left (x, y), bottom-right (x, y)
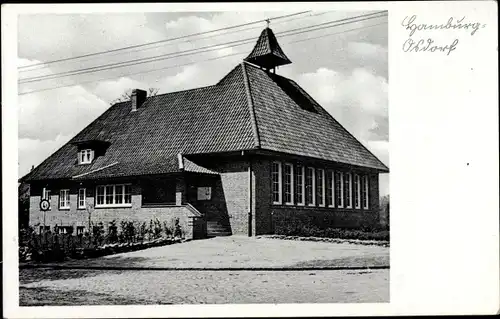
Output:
top-left (207, 220), bottom-right (232, 237)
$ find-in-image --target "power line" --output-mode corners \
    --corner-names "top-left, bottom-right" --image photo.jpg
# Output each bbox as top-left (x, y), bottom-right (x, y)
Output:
top-left (19, 11), bottom-right (387, 84)
top-left (20, 11), bottom-right (332, 74)
top-left (18, 21), bottom-right (387, 96)
top-left (18, 11), bottom-right (311, 71)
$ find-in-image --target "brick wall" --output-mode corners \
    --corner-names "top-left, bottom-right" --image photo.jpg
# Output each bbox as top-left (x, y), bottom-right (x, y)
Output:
top-left (251, 156), bottom-right (383, 233)
top-left (271, 207), bottom-right (379, 231)
top-left (252, 157), bottom-right (273, 235)
top-left (28, 181), bottom-right (200, 240)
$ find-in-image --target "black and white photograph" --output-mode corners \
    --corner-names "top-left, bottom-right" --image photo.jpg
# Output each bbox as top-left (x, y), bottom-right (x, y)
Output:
top-left (2, 2), bottom-right (498, 317)
top-left (16, 9), bottom-right (390, 306)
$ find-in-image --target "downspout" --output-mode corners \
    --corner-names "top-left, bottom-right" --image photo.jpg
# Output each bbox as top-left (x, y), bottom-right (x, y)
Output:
top-left (248, 154), bottom-right (253, 237)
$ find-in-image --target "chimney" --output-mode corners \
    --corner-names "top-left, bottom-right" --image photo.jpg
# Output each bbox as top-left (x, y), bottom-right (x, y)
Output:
top-left (131, 89), bottom-right (147, 112)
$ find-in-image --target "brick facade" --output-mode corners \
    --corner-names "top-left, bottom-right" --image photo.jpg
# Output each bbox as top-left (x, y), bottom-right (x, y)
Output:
top-left (28, 181), bottom-right (204, 240)
top-left (252, 156), bottom-right (382, 234)
top-left (28, 154), bottom-right (383, 237)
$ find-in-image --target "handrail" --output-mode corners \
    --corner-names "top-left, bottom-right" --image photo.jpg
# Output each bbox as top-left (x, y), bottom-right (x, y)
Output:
top-left (184, 203), bottom-right (203, 217)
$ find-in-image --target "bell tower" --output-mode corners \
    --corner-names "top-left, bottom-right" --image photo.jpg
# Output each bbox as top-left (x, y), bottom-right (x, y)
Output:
top-left (244, 23), bottom-right (292, 73)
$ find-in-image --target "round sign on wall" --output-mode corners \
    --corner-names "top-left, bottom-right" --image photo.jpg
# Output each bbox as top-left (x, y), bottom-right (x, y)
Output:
top-left (39, 199), bottom-right (50, 211)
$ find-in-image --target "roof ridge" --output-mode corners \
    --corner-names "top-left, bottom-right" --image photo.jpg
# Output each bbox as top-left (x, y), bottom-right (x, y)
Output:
top-left (241, 62), bottom-right (261, 148)
top-left (145, 84), bottom-right (216, 102)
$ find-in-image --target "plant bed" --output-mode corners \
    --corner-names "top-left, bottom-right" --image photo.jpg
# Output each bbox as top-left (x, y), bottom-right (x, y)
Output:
top-left (259, 234), bottom-right (390, 247)
top-left (20, 237), bottom-right (186, 264)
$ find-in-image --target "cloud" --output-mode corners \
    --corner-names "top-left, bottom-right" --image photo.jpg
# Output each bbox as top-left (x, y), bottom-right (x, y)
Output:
top-left (18, 134), bottom-right (73, 177)
top-left (18, 57), bottom-right (108, 142)
top-left (93, 77), bottom-right (146, 103)
top-left (348, 41), bottom-right (388, 61)
top-left (297, 67), bottom-right (388, 143)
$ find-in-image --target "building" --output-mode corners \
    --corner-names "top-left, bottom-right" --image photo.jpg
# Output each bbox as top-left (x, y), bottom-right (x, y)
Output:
top-left (21, 27), bottom-right (389, 239)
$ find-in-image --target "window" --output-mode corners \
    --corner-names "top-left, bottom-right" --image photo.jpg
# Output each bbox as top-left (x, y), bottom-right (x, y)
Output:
top-left (294, 165), bottom-right (305, 205)
top-left (59, 189), bottom-right (70, 209)
top-left (326, 170), bottom-right (334, 207)
top-left (316, 169), bottom-right (325, 207)
top-left (354, 174), bottom-right (361, 209)
top-left (78, 149), bottom-right (94, 164)
top-left (96, 186), bottom-right (105, 206)
top-left (58, 226), bottom-right (73, 234)
top-left (335, 172), bottom-right (344, 208)
top-left (283, 163), bottom-right (294, 205)
top-left (76, 226), bottom-right (85, 235)
top-left (271, 162), bottom-right (282, 204)
top-left (362, 175), bottom-right (370, 209)
top-left (78, 188), bottom-right (86, 209)
top-left (95, 184), bottom-right (132, 207)
top-left (344, 172), bottom-right (353, 208)
top-left (306, 167), bottom-right (316, 206)
top-left (142, 179), bottom-right (176, 205)
top-left (42, 187), bottom-right (51, 209)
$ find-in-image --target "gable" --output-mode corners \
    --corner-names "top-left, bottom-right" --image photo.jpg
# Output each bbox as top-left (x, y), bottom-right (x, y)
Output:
top-left (244, 63), bottom-right (388, 171)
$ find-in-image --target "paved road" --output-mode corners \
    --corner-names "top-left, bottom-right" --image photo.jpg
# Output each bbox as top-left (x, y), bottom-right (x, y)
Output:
top-left (20, 268), bottom-right (389, 305)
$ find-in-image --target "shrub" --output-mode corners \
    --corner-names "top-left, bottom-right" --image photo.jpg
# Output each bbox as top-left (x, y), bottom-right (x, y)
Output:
top-left (123, 221), bottom-right (136, 242)
top-left (92, 222), bottom-right (105, 247)
top-left (138, 221), bottom-right (147, 242)
top-left (107, 220), bottom-right (118, 243)
top-left (153, 218), bottom-right (163, 239)
top-left (274, 223), bottom-right (389, 241)
top-left (173, 218), bottom-right (182, 238)
top-left (163, 221), bottom-right (173, 238)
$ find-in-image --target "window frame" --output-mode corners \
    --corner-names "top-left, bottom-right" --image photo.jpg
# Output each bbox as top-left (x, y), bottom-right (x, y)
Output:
top-left (59, 189), bottom-right (70, 210)
top-left (345, 172), bottom-right (353, 209)
top-left (335, 172), bottom-right (344, 208)
top-left (79, 149), bottom-right (94, 165)
top-left (76, 226), bottom-right (85, 236)
top-left (354, 174), bottom-right (361, 209)
top-left (95, 184), bottom-right (132, 208)
top-left (271, 161), bottom-right (283, 205)
top-left (326, 170), bottom-right (335, 208)
top-left (316, 168), bottom-right (326, 207)
top-left (363, 175), bottom-right (370, 209)
top-left (306, 167), bottom-right (316, 207)
top-left (78, 188), bottom-right (86, 209)
top-left (295, 165), bottom-right (305, 206)
top-left (283, 163), bottom-right (294, 206)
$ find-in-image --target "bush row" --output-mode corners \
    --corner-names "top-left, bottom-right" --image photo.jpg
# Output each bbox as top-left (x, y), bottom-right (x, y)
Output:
top-left (23, 237), bottom-right (183, 263)
top-left (19, 218), bottom-right (186, 263)
top-left (274, 223), bottom-right (389, 241)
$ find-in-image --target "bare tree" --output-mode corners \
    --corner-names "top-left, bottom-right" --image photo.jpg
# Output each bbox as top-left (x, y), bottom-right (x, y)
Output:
top-left (109, 88), bottom-right (160, 105)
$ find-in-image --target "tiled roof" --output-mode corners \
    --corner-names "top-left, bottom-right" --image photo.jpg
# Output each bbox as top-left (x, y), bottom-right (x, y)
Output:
top-left (26, 66), bottom-right (257, 181)
top-left (245, 64), bottom-right (388, 171)
top-left (244, 27), bottom-right (291, 69)
top-left (24, 35), bottom-right (388, 182)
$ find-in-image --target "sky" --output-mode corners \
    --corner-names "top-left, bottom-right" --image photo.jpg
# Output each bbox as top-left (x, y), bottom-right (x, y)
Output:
top-left (17, 10), bottom-right (389, 195)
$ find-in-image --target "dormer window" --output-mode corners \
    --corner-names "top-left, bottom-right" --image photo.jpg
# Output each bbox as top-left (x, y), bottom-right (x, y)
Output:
top-left (78, 149), bottom-right (94, 164)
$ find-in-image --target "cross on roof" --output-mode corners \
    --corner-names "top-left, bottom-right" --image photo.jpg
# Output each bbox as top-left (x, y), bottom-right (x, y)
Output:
top-left (265, 18), bottom-right (270, 27)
